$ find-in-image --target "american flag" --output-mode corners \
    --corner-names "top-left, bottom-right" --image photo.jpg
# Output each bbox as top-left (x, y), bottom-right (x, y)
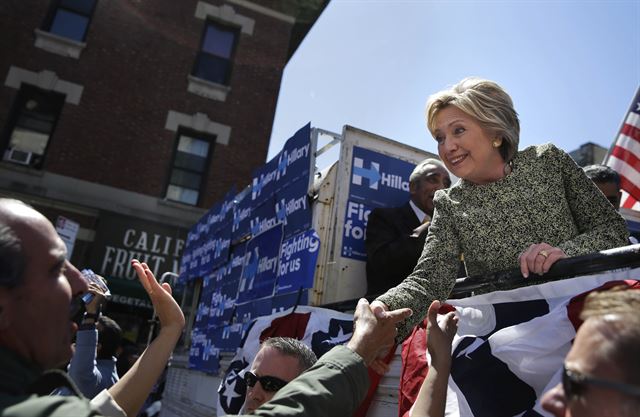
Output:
top-left (606, 87), bottom-right (640, 210)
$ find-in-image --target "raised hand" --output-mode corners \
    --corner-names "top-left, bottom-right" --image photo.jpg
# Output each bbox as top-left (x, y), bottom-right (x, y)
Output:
top-left (347, 298), bottom-right (411, 366)
top-left (426, 300), bottom-right (458, 365)
top-left (131, 259), bottom-right (185, 335)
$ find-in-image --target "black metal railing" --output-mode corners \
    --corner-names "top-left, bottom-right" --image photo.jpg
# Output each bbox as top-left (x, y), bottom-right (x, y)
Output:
top-left (320, 244), bottom-right (640, 313)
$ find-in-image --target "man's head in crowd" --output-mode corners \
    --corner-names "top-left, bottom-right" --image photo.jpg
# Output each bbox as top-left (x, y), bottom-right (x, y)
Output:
top-left (97, 315), bottom-right (123, 360)
top-left (583, 164), bottom-right (622, 209)
top-left (541, 288), bottom-right (640, 417)
top-left (409, 158), bottom-right (451, 217)
top-left (243, 337), bottom-right (317, 413)
top-left (0, 198), bottom-right (87, 370)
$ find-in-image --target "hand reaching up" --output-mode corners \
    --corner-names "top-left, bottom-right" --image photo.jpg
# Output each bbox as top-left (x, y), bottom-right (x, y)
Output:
top-left (347, 298), bottom-right (412, 366)
top-left (131, 260), bottom-right (185, 335)
top-left (426, 300), bottom-right (458, 366)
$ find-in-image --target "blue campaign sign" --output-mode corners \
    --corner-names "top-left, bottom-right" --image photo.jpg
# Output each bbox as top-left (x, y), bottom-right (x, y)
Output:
top-left (200, 338), bottom-right (220, 374)
top-left (188, 330), bottom-right (206, 370)
top-left (341, 147), bottom-right (418, 261)
top-left (276, 229), bottom-right (320, 294)
top-left (275, 123), bottom-right (312, 192)
top-left (178, 245), bottom-right (191, 284)
top-left (249, 197), bottom-right (279, 238)
top-left (274, 176), bottom-right (312, 239)
top-left (341, 199), bottom-right (374, 261)
top-left (271, 290), bottom-right (309, 314)
top-left (211, 221), bottom-right (232, 269)
top-left (349, 146), bottom-right (415, 208)
top-left (237, 224), bottom-right (283, 302)
top-left (198, 236), bottom-right (215, 277)
top-left (207, 188), bottom-right (235, 235)
top-left (227, 242), bottom-right (247, 282)
top-left (251, 156), bottom-right (280, 206)
top-left (213, 323), bottom-right (244, 353)
top-left (234, 297), bottom-right (272, 324)
top-left (232, 190), bottom-right (252, 242)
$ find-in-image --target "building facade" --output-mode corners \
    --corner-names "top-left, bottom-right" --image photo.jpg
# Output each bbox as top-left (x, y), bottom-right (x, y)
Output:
top-left (0, 0), bottom-right (327, 343)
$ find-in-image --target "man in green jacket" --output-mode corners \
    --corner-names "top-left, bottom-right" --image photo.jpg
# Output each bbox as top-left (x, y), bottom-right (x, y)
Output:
top-left (0, 198), bottom-right (411, 417)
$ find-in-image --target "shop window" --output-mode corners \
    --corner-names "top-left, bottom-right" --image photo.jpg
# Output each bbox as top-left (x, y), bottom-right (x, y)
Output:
top-left (44, 0), bottom-right (97, 42)
top-left (165, 130), bottom-right (214, 206)
top-left (192, 21), bottom-right (238, 85)
top-left (2, 84), bottom-right (65, 169)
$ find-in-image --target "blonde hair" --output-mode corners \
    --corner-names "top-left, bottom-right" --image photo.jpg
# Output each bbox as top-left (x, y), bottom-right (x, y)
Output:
top-left (426, 77), bottom-right (520, 163)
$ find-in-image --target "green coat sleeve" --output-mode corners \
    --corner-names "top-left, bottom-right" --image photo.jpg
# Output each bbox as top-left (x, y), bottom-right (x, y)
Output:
top-left (549, 144), bottom-right (629, 255)
top-left (375, 192), bottom-right (461, 341)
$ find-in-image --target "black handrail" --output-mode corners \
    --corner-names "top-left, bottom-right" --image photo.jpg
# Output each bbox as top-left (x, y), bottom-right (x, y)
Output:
top-left (319, 244), bottom-right (640, 313)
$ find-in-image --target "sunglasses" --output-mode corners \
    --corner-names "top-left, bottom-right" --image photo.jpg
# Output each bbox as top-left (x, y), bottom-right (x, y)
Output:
top-left (243, 371), bottom-right (288, 393)
top-left (562, 365), bottom-right (640, 400)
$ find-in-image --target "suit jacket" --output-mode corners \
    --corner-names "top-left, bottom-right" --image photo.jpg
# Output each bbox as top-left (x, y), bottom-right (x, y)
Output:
top-left (365, 202), bottom-right (426, 296)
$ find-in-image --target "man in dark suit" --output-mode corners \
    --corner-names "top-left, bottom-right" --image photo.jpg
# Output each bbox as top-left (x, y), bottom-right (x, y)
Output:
top-left (365, 159), bottom-right (451, 296)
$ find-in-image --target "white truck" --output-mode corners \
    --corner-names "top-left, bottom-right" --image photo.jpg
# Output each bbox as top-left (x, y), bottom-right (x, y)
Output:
top-left (158, 124), bottom-right (437, 417)
top-left (157, 124), bottom-right (640, 417)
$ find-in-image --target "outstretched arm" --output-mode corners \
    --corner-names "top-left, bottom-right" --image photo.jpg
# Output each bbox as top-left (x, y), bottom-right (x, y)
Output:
top-left (245, 299), bottom-right (412, 417)
top-left (106, 260), bottom-right (185, 417)
top-left (410, 300), bottom-right (458, 417)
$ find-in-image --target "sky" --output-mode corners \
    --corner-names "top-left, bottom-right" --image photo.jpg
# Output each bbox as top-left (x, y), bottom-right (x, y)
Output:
top-left (267, 0), bottom-right (640, 164)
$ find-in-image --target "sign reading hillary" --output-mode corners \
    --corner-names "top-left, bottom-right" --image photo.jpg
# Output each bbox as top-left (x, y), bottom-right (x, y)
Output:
top-left (207, 188), bottom-right (235, 234)
top-left (210, 222), bottom-right (231, 269)
top-left (276, 229), bottom-right (320, 294)
top-left (274, 176), bottom-right (312, 239)
top-left (188, 330), bottom-right (220, 374)
top-left (249, 197), bottom-right (278, 237)
top-left (341, 146), bottom-right (417, 260)
top-left (251, 156), bottom-right (279, 206)
top-left (232, 190), bottom-right (252, 241)
top-left (348, 146), bottom-right (415, 207)
top-left (237, 224), bottom-right (283, 302)
top-left (275, 123), bottom-right (312, 191)
top-left (211, 323), bottom-right (244, 353)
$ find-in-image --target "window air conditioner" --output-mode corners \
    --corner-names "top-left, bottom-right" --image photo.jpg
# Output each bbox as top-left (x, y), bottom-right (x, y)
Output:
top-left (5, 148), bottom-right (33, 165)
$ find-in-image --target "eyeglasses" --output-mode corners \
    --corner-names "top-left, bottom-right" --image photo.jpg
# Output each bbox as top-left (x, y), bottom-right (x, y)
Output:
top-left (243, 371), bottom-right (288, 393)
top-left (562, 365), bottom-right (640, 400)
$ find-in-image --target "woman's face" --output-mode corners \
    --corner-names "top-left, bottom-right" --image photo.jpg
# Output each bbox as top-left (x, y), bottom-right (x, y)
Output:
top-left (433, 105), bottom-right (505, 185)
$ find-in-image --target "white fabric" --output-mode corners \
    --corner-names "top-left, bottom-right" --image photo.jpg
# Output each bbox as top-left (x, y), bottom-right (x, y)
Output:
top-left (441, 267), bottom-right (640, 417)
top-left (90, 389), bottom-right (126, 417)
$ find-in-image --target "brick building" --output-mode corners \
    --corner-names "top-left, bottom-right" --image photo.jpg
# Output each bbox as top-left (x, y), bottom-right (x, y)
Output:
top-left (0, 0), bottom-right (327, 342)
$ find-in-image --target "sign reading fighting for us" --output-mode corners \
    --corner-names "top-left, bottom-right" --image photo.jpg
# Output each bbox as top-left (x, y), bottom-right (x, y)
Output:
top-left (276, 229), bottom-right (320, 294)
top-left (342, 146), bottom-right (417, 261)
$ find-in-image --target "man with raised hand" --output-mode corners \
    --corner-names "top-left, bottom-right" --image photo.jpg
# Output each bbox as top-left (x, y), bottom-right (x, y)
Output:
top-left (0, 198), bottom-right (185, 417)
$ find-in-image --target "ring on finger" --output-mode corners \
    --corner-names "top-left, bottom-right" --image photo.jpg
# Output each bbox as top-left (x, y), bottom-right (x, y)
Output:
top-left (538, 250), bottom-right (549, 258)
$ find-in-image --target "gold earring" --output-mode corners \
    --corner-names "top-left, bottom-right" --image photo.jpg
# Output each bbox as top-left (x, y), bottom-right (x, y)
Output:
top-left (492, 139), bottom-right (501, 148)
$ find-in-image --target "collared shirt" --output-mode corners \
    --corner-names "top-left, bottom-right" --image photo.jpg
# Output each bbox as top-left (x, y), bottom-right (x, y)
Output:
top-left (409, 200), bottom-right (429, 224)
